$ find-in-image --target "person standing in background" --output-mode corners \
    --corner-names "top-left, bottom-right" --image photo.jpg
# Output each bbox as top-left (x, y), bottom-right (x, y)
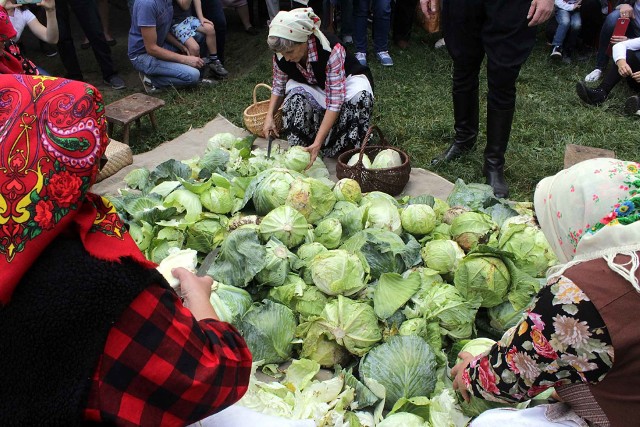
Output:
top-left (55, 0), bottom-right (126, 89)
top-left (424, 0), bottom-right (554, 199)
top-left (353, 0), bottom-right (393, 66)
top-left (393, 0), bottom-right (418, 49)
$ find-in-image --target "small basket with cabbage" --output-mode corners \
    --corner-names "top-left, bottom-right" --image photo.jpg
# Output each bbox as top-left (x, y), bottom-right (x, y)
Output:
top-left (336, 126), bottom-right (411, 196)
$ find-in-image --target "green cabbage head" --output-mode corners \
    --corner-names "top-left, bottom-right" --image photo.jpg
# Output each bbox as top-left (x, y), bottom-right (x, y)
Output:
top-left (259, 205), bottom-right (309, 249)
top-left (359, 335), bottom-right (437, 410)
top-left (310, 249), bottom-right (367, 296)
top-left (286, 177), bottom-right (337, 225)
top-left (454, 254), bottom-right (511, 308)
top-left (497, 215), bottom-right (559, 278)
top-left (420, 239), bottom-right (465, 274)
top-left (333, 178), bottom-right (362, 204)
top-left (400, 204), bottom-right (437, 236)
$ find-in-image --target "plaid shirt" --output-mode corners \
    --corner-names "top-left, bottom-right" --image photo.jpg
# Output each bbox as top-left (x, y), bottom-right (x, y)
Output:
top-left (272, 36), bottom-right (347, 112)
top-left (84, 284), bottom-right (252, 426)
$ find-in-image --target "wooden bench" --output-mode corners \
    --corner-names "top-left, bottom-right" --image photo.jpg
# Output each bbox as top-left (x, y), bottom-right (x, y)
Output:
top-left (564, 144), bottom-right (615, 169)
top-left (105, 93), bottom-right (165, 145)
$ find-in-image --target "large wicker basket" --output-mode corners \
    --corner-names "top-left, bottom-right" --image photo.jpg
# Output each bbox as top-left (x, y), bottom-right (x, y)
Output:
top-left (243, 83), bottom-right (283, 138)
top-left (336, 126), bottom-right (411, 196)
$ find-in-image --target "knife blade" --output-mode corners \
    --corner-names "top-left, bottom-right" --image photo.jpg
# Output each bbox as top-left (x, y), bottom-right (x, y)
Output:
top-left (267, 135), bottom-right (274, 159)
top-left (196, 247), bottom-right (220, 277)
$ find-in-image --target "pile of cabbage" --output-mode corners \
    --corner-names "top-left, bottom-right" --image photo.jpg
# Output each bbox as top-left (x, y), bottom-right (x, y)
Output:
top-left (110, 132), bottom-right (559, 426)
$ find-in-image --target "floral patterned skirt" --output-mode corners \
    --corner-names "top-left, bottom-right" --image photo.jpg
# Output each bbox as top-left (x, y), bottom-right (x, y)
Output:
top-left (281, 86), bottom-right (373, 158)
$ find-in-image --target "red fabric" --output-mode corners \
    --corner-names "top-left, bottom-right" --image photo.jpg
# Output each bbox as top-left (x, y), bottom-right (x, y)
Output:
top-left (0, 6), bottom-right (17, 41)
top-left (0, 75), bottom-right (154, 305)
top-left (84, 285), bottom-right (253, 425)
top-left (0, 7), bottom-right (23, 74)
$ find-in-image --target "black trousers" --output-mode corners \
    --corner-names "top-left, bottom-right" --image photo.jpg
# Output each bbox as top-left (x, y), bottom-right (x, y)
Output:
top-left (443, 0), bottom-right (537, 111)
top-left (393, 0), bottom-right (419, 42)
top-left (55, 0), bottom-right (116, 81)
top-left (201, 0), bottom-right (227, 63)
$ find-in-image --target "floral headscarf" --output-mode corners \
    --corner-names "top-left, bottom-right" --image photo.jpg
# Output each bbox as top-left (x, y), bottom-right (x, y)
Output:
top-left (534, 158), bottom-right (640, 291)
top-left (0, 75), bottom-right (154, 305)
top-left (268, 8), bottom-right (332, 53)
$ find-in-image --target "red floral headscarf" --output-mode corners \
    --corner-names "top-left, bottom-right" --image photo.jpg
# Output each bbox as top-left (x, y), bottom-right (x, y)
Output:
top-left (0, 6), bottom-right (24, 75)
top-left (0, 75), bottom-right (154, 305)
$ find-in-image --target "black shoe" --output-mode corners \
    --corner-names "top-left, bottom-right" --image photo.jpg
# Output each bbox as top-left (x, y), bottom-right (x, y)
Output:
top-left (106, 39), bottom-right (117, 46)
top-left (431, 143), bottom-right (473, 166)
top-left (80, 41), bottom-right (90, 50)
top-left (624, 95), bottom-right (640, 117)
top-left (550, 45), bottom-right (562, 60)
top-left (484, 166), bottom-right (509, 199)
top-left (208, 59), bottom-right (229, 79)
top-left (576, 81), bottom-right (607, 106)
top-left (104, 74), bottom-right (126, 90)
top-left (245, 26), bottom-right (259, 35)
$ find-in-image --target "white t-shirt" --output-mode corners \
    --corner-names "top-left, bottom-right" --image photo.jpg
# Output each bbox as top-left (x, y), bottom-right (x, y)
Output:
top-left (9, 7), bottom-right (37, 42)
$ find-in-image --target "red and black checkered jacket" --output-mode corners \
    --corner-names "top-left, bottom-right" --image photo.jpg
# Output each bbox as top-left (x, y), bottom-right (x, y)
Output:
top-left (84, 284), bottom-right (252, 426)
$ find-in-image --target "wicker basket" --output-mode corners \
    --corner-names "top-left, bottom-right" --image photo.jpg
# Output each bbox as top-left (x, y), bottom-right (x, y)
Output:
top-left (336, 126), bottom-right (411, 196)
top-left (243, 83), bottom-right (283, 138)
top-left (96, 139), bottom-right (133, 183)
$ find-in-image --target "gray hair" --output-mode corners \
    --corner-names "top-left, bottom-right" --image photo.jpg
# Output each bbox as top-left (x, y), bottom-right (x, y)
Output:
top-left (267, 36), bottom-right (304, 53)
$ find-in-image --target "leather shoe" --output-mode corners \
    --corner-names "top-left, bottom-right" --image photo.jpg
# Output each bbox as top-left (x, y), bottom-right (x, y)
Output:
top-left (576, 81), bottom-right (607, 106)
top-left (431, 143), bottom-right (472, 166)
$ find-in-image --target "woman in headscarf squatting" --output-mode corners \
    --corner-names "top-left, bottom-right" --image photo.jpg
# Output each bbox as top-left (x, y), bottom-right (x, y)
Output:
top-left (262, 8), bottom-right (374, 167)
top-left (451, 158), bottom-right (640, 427)
top-left (0, 74), bottom-right (254, 425)
top-left (0, 6), bottom-right (38, 75)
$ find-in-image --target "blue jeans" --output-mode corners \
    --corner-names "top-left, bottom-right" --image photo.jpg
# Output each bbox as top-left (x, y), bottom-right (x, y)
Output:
top-left (595, 9), bottom-right (640, 70)
top-left (130, 53), bottom-right (201, 88)
top-left (353, 0), bottom-right (392, 53)
top-left (340, 0), bottom-right (354, 37)
top-left (552, 9), bottom-right (581, 47)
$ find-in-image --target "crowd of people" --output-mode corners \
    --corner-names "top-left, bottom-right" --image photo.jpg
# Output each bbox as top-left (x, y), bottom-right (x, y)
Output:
top-left (1, 1), bottom-right (639, 426)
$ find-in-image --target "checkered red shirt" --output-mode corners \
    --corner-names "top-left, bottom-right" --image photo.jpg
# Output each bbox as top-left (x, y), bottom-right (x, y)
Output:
top-left (272, 36), bottom-right (347, 112)
top-left (83, 284), bottom-right (252, 426)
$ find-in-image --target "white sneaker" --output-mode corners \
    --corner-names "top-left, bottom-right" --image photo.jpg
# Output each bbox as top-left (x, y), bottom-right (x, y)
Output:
top-left (342, 34), bottom-right (353, 44)
top-left (585, 69), bottom-right (603, 83)
top-left (355, 52), bottom-right (367, 66)
top-left (434, 38), bottom-right (446, 49)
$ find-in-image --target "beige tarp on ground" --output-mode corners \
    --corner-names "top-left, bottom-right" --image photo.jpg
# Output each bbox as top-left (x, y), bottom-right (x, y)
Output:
top-left (93, 115), bottom-right (454, 199)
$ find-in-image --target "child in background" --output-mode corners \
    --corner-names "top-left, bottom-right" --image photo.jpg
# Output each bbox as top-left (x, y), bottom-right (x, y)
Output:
top-left (171, 0), bottom-right (228, 79)
top-left (550, 0), bottom-right (582, 61)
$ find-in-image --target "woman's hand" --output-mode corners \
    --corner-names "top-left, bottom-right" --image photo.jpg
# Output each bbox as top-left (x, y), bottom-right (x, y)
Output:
top-left (450, 351), bottom-right (475, 403)
top-left (617, 59), bottom-right (633, 77)
top-left (39, 0), bottom-right (56, 12)
top-left (200, 17), bottom-right (214, 28)
top-left (611, 35), bottom-right (628, 44)
top-left (263, 114), bottom-right (279, 139)
top-left (632, 71), bottom-right (640, 83)
top-left (172, 268), bottom-right (219, 321)
top-left (619, 4), bottom-right (633, 19)
top-left (303, 142), bottom-right (322, 170)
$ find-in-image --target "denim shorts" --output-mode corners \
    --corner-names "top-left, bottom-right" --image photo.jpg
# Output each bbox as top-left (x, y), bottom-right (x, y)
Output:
top-left (171, 16), bottom-right (202, 44)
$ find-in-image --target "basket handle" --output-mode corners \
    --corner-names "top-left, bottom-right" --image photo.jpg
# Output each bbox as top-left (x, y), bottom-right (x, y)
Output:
top-left (252, 83), bottom-right (273, 105)
top-left (355, 125), bottom-right (389, 164)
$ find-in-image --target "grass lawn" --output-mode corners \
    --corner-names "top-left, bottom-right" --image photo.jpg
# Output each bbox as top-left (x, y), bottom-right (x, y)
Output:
top-left (91, 25), bottom-right (639, 202)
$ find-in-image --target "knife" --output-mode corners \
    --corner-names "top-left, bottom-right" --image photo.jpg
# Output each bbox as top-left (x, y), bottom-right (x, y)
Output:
top-left (196, 247), bottom-right (220, 277)
top-left (267, 134), bottom-right (274, 159)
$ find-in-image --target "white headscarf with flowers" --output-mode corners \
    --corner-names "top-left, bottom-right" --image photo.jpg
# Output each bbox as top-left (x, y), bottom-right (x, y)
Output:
top-left (268, 8), bottom-right (332, 54)
top-left (534, 158), bottom-right (640, 292)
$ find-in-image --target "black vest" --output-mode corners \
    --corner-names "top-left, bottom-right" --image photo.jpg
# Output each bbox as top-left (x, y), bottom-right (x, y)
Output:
top-left (275, 32), bottom-right (374, 91)
top-left (0, 235), bottom-right (169, 426)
